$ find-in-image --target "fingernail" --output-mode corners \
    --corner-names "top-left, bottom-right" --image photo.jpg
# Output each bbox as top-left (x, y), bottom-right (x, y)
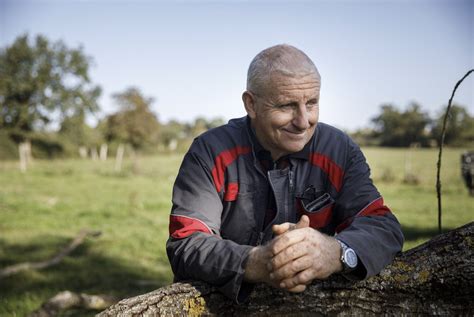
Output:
top-left (280, 282), bottom-right (286, 288)
top-left (269, 273), bottom-right (274, 279)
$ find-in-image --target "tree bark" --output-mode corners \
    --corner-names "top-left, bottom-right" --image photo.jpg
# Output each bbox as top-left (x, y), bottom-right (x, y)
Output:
top-left (99, 222), bottom-right (474, 316)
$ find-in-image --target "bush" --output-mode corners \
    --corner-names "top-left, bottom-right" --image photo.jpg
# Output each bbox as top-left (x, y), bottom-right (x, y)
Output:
top-left (379, 168), bottom-right (396, 183)
top-left (8, 131), bottom-right (78, 160)
top-left (0, 131), bottom-right (19, 160)
top-left (29, 133), bottom-right (65, 159)
top-left (403, 172), bottom-right (420, 185)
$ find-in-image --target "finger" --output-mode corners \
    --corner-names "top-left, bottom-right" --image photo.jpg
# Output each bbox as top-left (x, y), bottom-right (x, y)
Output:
top-left (271, 228), bottom-right (307, 255)
top-left (279, 268), bottom-right (314, 290)
top-left (287, 284), bottom-right (306, 293)
top-left (270, 241), bottom-right (310, 271)
top-left (294, 215), bottom-right (310, 229)
top-left (270, 255), bottom-right (313, 281)
top-left (273, 215), bottom-right (310, 236)
top-left (272, 222), bottom-right (295, 236)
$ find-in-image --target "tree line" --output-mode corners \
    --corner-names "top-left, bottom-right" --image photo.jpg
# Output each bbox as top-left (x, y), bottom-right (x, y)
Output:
top-left (352, 103), bottom-right (473, 148)
top-left (1, 34), bottom-right (472, 160)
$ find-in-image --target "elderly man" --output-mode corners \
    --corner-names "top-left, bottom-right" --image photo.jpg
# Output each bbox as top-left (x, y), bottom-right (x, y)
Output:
top-left (167, 44), bottom-right (404, 303)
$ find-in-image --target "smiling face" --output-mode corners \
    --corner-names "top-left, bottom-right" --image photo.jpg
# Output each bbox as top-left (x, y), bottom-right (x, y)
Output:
top-left (243, 72), bottom-right (321, 160)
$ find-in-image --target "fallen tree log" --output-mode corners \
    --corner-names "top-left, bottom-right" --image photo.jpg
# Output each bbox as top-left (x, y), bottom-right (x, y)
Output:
top-left (99, 222), bottom-right (474, 316)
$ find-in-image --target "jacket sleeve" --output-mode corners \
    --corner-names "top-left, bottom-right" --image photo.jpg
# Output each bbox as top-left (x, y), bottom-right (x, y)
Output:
top-left (166, 141), bottom-right (253, 303)
top-left (333, 138), bottom-right (404, 279)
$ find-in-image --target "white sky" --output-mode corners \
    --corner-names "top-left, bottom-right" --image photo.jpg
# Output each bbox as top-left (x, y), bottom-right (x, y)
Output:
top-left (1, 0), bottom-right (473, 131)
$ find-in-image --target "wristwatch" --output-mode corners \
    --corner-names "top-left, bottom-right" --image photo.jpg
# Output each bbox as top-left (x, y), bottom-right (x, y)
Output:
top-left (337, 240), bottom-right (358, 273)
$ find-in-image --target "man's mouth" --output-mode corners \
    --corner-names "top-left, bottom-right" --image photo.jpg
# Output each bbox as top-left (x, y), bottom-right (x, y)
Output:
top-left (283, 129), bottom-right (306, 135)
top-left (282, 129), bottom-right (307, 138)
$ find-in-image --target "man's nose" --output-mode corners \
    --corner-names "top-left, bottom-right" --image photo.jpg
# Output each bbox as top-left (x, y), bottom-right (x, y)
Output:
top-left (292, 104), bottom-right (310, 130)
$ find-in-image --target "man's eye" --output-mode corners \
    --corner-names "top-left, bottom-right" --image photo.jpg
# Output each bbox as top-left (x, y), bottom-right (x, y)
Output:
top-left (306, 100), bottom-right (318, 109)
top-left (277, 103), bottom-right (294, 110)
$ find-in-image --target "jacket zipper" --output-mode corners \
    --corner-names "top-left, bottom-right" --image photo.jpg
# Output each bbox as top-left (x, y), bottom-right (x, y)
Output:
top-left (288, 168), bottom-right (297, 223)
top-left (256, 231), bottom-right (265, 245)
top-left (288, 169), bottom-right (294, 194)
top-left (257, 164), bottom-right (293, 246)
top-left (256, 171), bottom-right (279, 245)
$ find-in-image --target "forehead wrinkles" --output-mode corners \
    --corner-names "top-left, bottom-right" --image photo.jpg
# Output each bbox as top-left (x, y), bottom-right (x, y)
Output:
top-left (276, 81), bottom-right (320, 91)
top-left (270, 72), bottom-right (319, 88)
top-left (264, 75), bottom-right (320, 103)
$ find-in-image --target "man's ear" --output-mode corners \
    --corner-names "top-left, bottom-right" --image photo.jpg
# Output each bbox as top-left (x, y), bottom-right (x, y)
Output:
top-left (242, 91), bottom-right (257, 119)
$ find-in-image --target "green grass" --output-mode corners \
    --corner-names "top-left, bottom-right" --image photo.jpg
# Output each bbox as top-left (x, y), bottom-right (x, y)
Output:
top-left (0, 155), bottom-right (181, 316)
top-left (0, 148), bottom-right (472, 316)
top-left (364, 147), bottom-right (473, 248)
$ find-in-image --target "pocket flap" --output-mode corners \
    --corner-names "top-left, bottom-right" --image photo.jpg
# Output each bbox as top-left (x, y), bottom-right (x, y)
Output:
top-left (303, 193), bottom-right (334, 213)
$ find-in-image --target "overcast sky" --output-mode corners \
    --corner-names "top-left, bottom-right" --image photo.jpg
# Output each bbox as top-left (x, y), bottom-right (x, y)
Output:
top-left (1, 0), bottom-right (473, 131)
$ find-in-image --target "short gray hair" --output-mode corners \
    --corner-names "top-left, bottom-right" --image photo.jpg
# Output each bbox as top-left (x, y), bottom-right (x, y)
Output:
top-left (246, 44), bottom-right (320, 94)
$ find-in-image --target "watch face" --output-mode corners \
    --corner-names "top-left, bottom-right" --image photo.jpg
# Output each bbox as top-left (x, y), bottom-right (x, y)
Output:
top-left (345, 249), bottom-right (358, 268)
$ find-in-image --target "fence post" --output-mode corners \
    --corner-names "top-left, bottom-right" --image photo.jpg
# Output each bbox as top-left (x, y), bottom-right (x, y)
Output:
top-left (79, 146), bottom-right (88, 159)
top-left (19, 142), bottom-right (26, 173)
top-left (115, 144), bottom-right (124, 172)
top-left (90, 147), bottom-right (98, 161)
top-left (100, 144), bottom-right (108, 161)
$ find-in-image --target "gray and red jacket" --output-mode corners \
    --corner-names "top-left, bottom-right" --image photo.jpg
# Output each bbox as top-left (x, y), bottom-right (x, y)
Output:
top-left (166, 116), bottom-right (404, 303)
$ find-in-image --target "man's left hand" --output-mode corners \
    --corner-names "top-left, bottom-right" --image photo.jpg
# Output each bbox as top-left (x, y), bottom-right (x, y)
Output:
top-left (268, 215), bottom-right (343, 291)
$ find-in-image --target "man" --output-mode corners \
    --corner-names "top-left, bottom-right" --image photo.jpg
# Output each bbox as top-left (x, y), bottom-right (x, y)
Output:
top-left (167, 44), bottom-right (404, 303)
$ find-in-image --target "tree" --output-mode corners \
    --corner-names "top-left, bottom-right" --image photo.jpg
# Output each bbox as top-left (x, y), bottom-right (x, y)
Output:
top-left (0, 34), bottom-right (101, 134)
top-left (431, 104), bottom-right (474, 146)
top-left (190, 116), bottom-right (226, 137)
top-left (59, 113), bottom-right (104, 148)
top-left (160, 120), bottom-right (187, 148)
top-left (105, 87), bottom-right (160, 149)
top-left (372, 103), bottom-right (430, 147)
top-left (99, 222), bottom-right (474, 315)
top-left (349, 128), bottom-right (378, 146)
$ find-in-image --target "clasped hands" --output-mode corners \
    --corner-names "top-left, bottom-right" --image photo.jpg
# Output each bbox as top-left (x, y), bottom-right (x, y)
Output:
top-left (244, 215), bottom-right (342, 292)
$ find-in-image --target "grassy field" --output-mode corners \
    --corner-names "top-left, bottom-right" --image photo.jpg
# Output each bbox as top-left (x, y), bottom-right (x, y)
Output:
top-left (0, 147), bottom-right (472, 316)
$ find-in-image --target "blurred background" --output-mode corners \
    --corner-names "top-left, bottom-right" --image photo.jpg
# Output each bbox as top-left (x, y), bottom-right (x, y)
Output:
top-left (0, 0), bottom-right (473, 316)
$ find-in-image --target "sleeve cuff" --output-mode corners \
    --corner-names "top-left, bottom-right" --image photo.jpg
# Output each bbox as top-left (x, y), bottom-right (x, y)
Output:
top-left (335, 237), bottom-right (368, 280)
top-left (218, 245), bottom-right (254, 304)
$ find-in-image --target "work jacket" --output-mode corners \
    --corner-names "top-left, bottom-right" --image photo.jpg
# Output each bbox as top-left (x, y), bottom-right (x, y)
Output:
top-left (166, 116), bottom-right (404, 303)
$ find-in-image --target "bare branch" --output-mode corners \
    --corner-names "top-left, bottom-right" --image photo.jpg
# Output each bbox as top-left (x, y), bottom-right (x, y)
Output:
top-left (0, 229), bottom-right (101, 279)
top-left (436, 69), bottom-right (474, 233)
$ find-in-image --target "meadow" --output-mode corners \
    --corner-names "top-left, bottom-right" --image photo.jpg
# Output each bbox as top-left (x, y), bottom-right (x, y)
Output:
top-left (0, 147), bottom-right (472, 316)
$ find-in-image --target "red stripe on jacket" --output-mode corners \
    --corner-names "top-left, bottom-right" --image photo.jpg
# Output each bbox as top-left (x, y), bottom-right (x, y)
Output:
top-left (224, 182), bottom-right (239, 201)
top-left (211, 146), bottom-right (251, 192)
top-left (335, 197), bottom-right (391, 233)
top-left (309, 152), bottom-right (344, 192)
top-left (169, 215), bottom-right (212, 239)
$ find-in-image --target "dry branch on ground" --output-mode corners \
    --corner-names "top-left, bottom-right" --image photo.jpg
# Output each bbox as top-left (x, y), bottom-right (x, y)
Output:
top-left (0, 229), bottom-right (101, 279)
top-left (28, 291), bottom-right (117, 317)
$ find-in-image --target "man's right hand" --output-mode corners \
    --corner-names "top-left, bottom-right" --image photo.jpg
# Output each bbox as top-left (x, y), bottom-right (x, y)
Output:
top-left (269, 215), bottom-right (310, 292)
top-left (243, 216), bottom-right (310, 291)
top-left (243, 244), bottom-right (274, 285)
top-left (268, 215), bottom-right (343, 292)
top-left (272, 214), bottom-right (310, 236)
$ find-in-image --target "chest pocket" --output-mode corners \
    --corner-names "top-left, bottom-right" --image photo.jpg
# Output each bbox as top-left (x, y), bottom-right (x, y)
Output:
top-left (221, 183), bottom-right (259, 245)
top-left (296, 186), bottom-right (335, 230)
